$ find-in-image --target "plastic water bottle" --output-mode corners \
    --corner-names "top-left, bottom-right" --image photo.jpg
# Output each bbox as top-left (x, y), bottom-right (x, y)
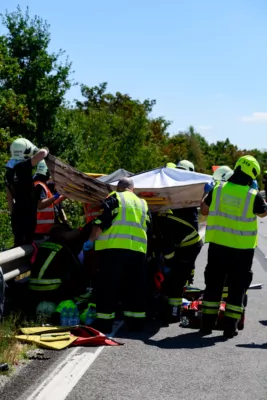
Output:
top-left (73, 309), bottom-right (80, 325)
top-left (85, 304), bottom-right (96, 325)
top-left (68, 309), bottom-right (75, 326)
top-left (60, 307), bottom-right (68, 326)
top-left (68, 308), bottom-right (80, 326)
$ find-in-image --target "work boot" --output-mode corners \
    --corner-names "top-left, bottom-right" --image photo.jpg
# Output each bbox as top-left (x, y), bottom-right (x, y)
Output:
top-left (199, 314), bottom-right (217, 335)
top-left (199, 327), bottom-right (212, 336)
top-left (223, 317), bottom-right (238, 339)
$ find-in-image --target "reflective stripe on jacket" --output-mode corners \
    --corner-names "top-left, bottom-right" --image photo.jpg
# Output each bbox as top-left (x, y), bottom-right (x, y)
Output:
top-left (28, 242), bottom-right (63, 291)
top-left (158, 212), bottom-right (201, 249)
top-left (34, 181), bottom-right (55, 234)
top-left (84, 203), bottom-right (102, 223)
top-left (95, 191), bottom-right (149, 253)
top-left (205, 182), bottom-right (257, 249)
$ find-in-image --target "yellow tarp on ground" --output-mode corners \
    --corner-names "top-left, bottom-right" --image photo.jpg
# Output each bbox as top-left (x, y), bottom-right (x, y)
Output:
top-left (15, 326), bottom-right (78, 350)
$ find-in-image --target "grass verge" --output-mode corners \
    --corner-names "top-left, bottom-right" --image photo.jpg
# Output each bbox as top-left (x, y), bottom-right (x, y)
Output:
top-left (0, 313), bottom-right (35, 371)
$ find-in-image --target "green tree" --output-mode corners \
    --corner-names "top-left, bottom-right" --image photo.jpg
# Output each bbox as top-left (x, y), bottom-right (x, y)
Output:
top-left (0, 5), bottom-right (72, 145)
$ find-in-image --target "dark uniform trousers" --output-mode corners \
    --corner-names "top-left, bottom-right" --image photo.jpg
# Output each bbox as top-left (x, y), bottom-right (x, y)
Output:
top-left (202, 243), bottom-right (254, 332)
top-left (165, 241), bottom-right (203, 319)
top-left (95, 249), bottom-right (147, 330)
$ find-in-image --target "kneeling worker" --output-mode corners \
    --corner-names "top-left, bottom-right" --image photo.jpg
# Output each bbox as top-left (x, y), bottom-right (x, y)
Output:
top-left (28, 222), bottom-right (93, 304)
top-left (156, 210), bottom-right (203, 322)
top-left (87, 177), bottom-right (151, 333)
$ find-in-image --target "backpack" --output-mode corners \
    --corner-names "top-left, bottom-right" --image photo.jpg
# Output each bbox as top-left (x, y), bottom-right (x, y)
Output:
top-left (0, 267), bottom-right (6, 321)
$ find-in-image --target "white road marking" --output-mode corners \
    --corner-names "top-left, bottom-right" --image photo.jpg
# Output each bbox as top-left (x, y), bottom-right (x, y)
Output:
top-left (26, 321), bottom-right (124, 400)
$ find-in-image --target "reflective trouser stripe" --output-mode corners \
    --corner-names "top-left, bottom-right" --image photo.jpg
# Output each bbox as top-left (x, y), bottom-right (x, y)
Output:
top-left (224, 311), bottom-right (241, 319)
top-left (202, 301), bottom-right (220, 307)
top-left (164, 251), bottom-right (175, 260)
top-left (202, 301), bottom-right (220, 315)
top-left (225, 303), bottom-right (243, 319)
top-left (97, 313), bottom-right (115, 320)
top-left (202, 308), bottom-right (219, 315)
top-left (168, 298), bottom-right (182, 306)
top-left (226, 304), bottom-right (243, 313)
top-left (124, 311), bottom-right (146, 318)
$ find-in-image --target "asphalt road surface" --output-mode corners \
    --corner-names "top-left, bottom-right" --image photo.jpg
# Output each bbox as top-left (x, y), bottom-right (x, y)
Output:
top-left (2, 220), bottom-right (267, 400)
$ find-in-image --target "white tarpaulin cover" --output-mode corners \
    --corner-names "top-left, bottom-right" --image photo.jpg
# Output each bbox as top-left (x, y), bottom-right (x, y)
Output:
top-left (110, 167), bottom-right (212, 211)
top-left (46, 155), bottom-right (212, 212)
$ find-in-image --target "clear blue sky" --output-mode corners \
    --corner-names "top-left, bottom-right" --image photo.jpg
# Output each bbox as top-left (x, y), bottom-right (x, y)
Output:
top-left (1, 0), bottom-right (267, 150)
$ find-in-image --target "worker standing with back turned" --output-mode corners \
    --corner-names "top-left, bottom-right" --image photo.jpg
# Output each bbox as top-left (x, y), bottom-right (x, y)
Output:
top-left (87, 177), bottom-right (151, 333)
top-left (5, 138), bottom-right (49, 247)
top-left (200, 155), bottom-right (267, 338)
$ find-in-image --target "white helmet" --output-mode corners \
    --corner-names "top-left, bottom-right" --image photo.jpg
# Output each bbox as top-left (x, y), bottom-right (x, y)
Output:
top-left (177, 160), bottom-right (195, 172)
top-left (10, 138), bottom-right (38, 160)
top-left (213, 165), bottom-right (233, 182)
top-left (36, 160), bottom-right (49, 176)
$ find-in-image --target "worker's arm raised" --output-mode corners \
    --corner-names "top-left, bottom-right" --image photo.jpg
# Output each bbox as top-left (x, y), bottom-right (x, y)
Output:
top-left (31, 148), bottom-right (49, 167)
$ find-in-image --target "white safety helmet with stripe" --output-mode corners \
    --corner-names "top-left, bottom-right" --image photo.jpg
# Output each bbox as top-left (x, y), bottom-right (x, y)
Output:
top-left (10, 138), bottom-right (38, 160)
top-left (36, 160), bottom-right (49, 176)
top-left (213, 165), bottom-right (233, 182)
top-left (177, 160), bottom-right (195, 172)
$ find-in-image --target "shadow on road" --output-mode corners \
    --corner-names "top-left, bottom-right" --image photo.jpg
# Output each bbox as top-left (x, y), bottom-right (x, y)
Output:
top-left (259, 320), bottom-right (267, 327)
top-left (116, 319), bottom-right (163, 341)
top-left (116, 320), bottom-right (227, 348)
top-left (144, 331), bottom-right (226, 349)
top-left (236, 343), bottom-right (267, 349)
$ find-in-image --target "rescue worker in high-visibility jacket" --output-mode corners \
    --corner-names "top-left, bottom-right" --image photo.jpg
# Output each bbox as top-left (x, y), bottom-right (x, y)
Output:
top-left (34, 160), bottom-right (66, 238)
top-left (28, 222), bottom-right (93, 304)
top-left (156, 210), bottom-right (203, 322)
top-left (86, 177), bottom-right (151, 333)
top-left (200, 155), bottom-right (267, 338)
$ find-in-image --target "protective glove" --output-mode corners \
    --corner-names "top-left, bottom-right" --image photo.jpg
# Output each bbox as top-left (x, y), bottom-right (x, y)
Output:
top-left (204, 181), bottom-right (214, 194)
top-left (251, 180), bottom-right (258, 190)
top-left (53, 192), bottom-right (60, 200)
top-left (83, 240), bottom-right (94, 252)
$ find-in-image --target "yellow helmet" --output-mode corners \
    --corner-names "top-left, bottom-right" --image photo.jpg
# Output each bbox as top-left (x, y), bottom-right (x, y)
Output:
top-left (234, 155), bottom-right (260, 179)
top-left (166, 162), bottom-right (176, 168)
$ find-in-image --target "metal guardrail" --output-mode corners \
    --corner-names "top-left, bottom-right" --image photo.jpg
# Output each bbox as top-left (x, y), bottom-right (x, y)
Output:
top-left (0, 245), bottom-right (33, 281)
